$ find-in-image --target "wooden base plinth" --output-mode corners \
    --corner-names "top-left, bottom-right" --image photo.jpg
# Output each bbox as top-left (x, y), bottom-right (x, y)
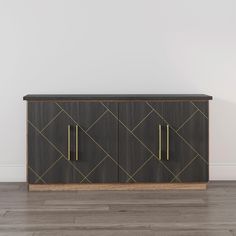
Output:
top-left (29, 183), bottom-right (207, 191)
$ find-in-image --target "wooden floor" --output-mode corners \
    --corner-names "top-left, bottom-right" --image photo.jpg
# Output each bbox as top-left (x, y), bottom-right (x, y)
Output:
top-left (0, 182), bottom-right (235, 235)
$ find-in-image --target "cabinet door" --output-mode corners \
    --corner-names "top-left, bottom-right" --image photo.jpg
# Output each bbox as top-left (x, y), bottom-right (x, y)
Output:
top-left (28, 101), bottom-right (118, 184)
top-left (118, 101), bottom-right (209, 183)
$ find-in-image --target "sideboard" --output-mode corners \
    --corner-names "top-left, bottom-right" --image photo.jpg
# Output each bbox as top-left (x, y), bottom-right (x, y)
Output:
top-left (23, 94), bottom-right (212, 191)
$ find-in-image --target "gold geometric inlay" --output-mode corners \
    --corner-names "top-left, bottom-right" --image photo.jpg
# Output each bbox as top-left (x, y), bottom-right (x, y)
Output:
top-left (28, 100), bottom-right (209, 184)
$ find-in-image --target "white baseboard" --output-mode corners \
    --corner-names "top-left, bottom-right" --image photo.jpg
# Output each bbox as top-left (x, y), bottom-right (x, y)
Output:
top-left (209, 163), bottom-right (236, 180)
top-left (0, 164), bottom-right (235, 182)
top-left (0, 165), bottom-right (26, 182)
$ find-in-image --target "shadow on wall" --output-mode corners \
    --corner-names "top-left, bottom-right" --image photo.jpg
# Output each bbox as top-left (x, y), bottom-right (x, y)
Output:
top-left (209, 97), bottom-right (236, 180)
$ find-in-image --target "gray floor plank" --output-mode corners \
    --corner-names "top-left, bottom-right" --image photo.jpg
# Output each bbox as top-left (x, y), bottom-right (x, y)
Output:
top-left (33, 230), bottom-right (155, 236)
top-left (0, 181), bottom-right (236, 234)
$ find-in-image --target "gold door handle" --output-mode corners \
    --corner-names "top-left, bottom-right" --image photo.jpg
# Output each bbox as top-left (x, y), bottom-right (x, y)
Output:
top-left (68, 125), bottom-right (71, 161)
top-left (166, 125), bottom-right (169, 160)
top-left (158, 125), bottom-right (162, 160)
top-left (76, 125), bottom-right (79, 161)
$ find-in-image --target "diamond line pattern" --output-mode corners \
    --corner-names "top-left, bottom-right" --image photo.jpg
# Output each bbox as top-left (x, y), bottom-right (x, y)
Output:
top-left (170, 155), bottom-right (199, 183)
top-left (80, 155), bottom-right (108, 183)
top-left (34, 156), bottom-right (63, 183)
top-left (40, 110), bottom-right (63, 132)
top-left (125, 155), bottom-right (154, 182)
top-left (28, 120), bottom-right (91, 183)
top-left (101, 102), bottom-right (181, 182)
top-left (191, 102), bottom-right (208, 119)
top-left (176, 110), bottom-right (198, 132)
top-left (28, 100), bottom-right (208, 184)
top-left (146, 102), bottom-right (208, 164)
top-left (28, 166), bottom-right (46, 184)
top-left (56, 103), bottom-right (135, 182)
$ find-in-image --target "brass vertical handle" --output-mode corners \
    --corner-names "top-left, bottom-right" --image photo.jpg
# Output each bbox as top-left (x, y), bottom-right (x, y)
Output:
top-left (67, 125), bottom-right (71, 161)
top-left (76, 125), bottom-right (79, 161)
top-left (166, 125), bottom-right (169, 160)
top-left (158, 125), bottom-right (162, 160)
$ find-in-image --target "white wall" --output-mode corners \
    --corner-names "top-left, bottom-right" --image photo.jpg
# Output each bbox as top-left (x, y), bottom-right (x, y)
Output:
top-left (0, 0), bottom-right (235, 181)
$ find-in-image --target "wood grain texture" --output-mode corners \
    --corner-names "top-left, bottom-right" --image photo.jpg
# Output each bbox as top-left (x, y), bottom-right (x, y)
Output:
top-left (29, 183), bottom-right (207, 191)
top-left (119, 101), bottom-right (209, 183)
top-left (0, 182), bottom-right (235, 235)
top-left (27, 100), bottom-right (209, 186)
top-left (28, 102), bottom-right (118, 184)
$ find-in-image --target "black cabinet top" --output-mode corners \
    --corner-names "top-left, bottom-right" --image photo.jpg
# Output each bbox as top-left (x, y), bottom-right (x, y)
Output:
top-left (23, 94), bottom-right (212, 101)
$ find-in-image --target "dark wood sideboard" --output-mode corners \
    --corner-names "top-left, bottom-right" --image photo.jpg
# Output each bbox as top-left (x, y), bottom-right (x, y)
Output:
top-left (23, 94), bottom-right (212, 191)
